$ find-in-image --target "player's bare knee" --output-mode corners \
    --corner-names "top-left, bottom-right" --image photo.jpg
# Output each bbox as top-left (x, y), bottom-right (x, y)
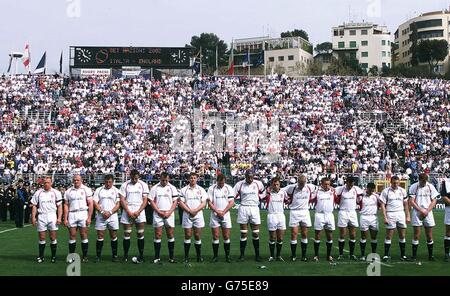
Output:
top-left (240, 229), bottom-right (248, 238)
top-left (252, 229), bottom-right (260, 239)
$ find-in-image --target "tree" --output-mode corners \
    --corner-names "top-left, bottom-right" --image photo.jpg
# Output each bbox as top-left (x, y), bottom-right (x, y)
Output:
top-left (368, 65), bottom-right (379, 76)
top-left (314, 42), bottom-right (332, 54)
top-left (416, 39), bottom-right (449, 74)
top-left (187, 33), bottom-right (228, 74)
top-left (280, 29), bottom-right (309, 41)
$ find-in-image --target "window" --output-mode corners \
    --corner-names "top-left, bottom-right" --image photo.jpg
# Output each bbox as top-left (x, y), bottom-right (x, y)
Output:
top-left (338, 41), bottom-right (345, 48)
top-left (388, 52), bottom-right (391, 57)
top-left (382, 40), bottom-right (386, 46)
top-left (288, 55), bottom-right (294, 61)
top-left (387, 40), bottom-right (391, 46)
top-left (382, 51), bottom-right (386, 57)
top-left (278, 56), bottom-right (284, 61)
top-left (339, 30), bottom-right (344, 36)
top-left (349, 41), bottom-right (357, 48)
top-left (269, 57), bottom-right (274, 62)
top-left (361, 52), bottom-right (369, 58)
top-left (361, 63), bottom-right (368, 69)
top-left (415, 19), bottom-right (442, 29)
top-left (417, 30), bottom-right (444, 39)
top-left (350, 30), bottom-right (356, 36)
top-left (361, 40), bottom-right (368, 46)
top-left (361, 29), bottom-right (368, 35)
top-left (382, 62), bottom-right (387, 68)
top-left (334, 30), bottom-right (339, 36)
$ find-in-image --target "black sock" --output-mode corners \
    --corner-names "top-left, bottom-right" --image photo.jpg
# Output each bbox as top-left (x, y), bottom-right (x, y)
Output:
top-left (123, 238), bottom-right (130, 258)
top-left (338, 240), bottom-right (345, 256)
top-left (240, 239), bottom-right (247, 257)
top-left (384, 242), bottom-right (391, 257)
top-left (412, 243), bottom-right (419, 258)
top-left (224, 241), bottom-right (230, 257)
top-left (212, 242), bottom-right (219, 258)
top-left (269, 241), bottom-right (275, 258)
top-left (349, 240), bottom-right (356, 256)
top-left (445, 239), bottom-right (450, 255)
top-left (96, 240), bottom-right (104, 257)
top-left (81, 241), bottom-right (88, 257)
top-left (38, 242), bottom-right (45, 258)
top-left (50, 242), bottom-right (57, 258)
top-left (290, 241), bottom-right (297, 258)
top-left (137, 238), bottom-right (145, 258)
top-left (154, 240), bottom-right (161, 259)
top-left (326, 241), bottom-right (333, 258)
top-left (301, 242), bottom-right (308, 258)
top-left (399, 241), bottom-right (406, 257)
top-left (314, 241), bottom-right (320, 256)
top-left (371, 241), bottom-right (377, 254)
top-left (111, 239), bottom-right (118, 257)
top-left (427, 241), bottom-right (433, 258)
top-left (195, 242), bottom-right (202, 258)
top-left (69, 242), bottom-right (76, 254)
top-left (184, 241), bottom-right (191, 260)
top-left (276, 242), bottom-right (283, 257)
top-left (252, 239), bottom-right (260, 258)
top-left (168, 240), bottom-right (175, 259)
top-left (360, 241), bottom-right (367, 257)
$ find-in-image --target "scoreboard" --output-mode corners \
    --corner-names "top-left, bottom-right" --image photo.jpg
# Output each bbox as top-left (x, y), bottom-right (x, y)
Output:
top-left (70, 46), bottom-right (192, 69)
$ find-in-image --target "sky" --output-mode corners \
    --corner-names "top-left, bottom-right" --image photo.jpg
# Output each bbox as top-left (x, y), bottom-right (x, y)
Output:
top-left (0, 0), bottom-right (449, 73)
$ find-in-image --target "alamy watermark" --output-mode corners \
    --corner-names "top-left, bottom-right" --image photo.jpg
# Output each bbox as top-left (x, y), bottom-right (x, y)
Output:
top-left (366, 0), bottom-right (381, 18)
top-left (66, 0), bottom-right (81, 18)
top-left (66, 253), bottom-right (81, 276)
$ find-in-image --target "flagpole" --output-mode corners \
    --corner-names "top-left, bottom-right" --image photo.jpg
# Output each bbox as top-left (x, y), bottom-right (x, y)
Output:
top-left (199, 46), bottom-right (202, 76)
top-left (215, 44), bottom-right (218, 76)
top-left (248, 49), bottom-right (250, 77)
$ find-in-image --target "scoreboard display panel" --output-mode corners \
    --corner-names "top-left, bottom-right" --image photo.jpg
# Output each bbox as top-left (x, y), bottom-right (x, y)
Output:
top-left (71, 46), bottom-right (192, 69)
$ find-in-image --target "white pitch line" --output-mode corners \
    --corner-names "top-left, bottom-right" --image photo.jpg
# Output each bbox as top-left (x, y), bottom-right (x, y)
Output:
top-left (0, 224), bottom-right (32, 234)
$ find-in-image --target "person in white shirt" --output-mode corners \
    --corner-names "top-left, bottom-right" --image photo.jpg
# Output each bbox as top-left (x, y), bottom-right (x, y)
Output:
top-left (233, 170), bottom-right (265, 262)
top-left (264, 177), bottom-right (289, 262)
top-left (179, 172), bottom-right (208, 264)
top-left (409, 173), bottom-right (440, 261)
top-left (148, 172), bottom-right (179, 264)
top-left (379, 176), bottom-right (410, 261)
top-left (207, 174), bottom-right (235, 263)
top-left (119, 169), bottom-right (149, 264)
top-left (311, 177), bottom-right (336, 262)
top-left (335, 176), bottom-right (363, 260)
top-left (442, 178), bottom-right (450, 262)
top-left (93, 174), bottom-right (121, 262)
top-left (63, 175), bottom-right (94, 263)
top-left (282, 175), bottom-right (316, 261)
top-left (359, 182), bottom-right (380, 261)
top-left (30, 176), bottom-right (63, 263)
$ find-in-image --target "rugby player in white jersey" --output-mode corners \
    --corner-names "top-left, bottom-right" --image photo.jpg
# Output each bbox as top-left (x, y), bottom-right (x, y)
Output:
top-left (233, 170), bottom-right (265, 262)
top-left (282, 175), bottom-right (317, 261)
top-left (442, 178), bottom-right (450, 262)
top-left (30, 176), bottom-right (63, 263)
top-left (379, 176), bottom-right (410, 262)
top-left (179, 172), bottom-right (208, 264)
top-left (358, 182), bottom-right (380, 260)
top-left (148, 172), bottom-right (179, 264)
top-left (93, 174), bottom-right (121, 262)
top-left (310, 177), bottom-right (336, 262)
top-left (264, 177), bottom-right (289, 262)
top-left (63, 175), bottom-right (94, 263)
top-left (207, 174), bottom-right (234, 263)
top-left (335, 176), bottom-right (363, 260)
top-left (409, 173), bottom-right (440, 261)
top-left (119, 169), bottom-right (149, 264)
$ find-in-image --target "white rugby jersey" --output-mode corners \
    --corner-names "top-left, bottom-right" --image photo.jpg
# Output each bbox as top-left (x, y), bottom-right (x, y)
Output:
top-left (180, 184), bottom-right (208, 210)
top-left (119, 180), bottom-right (150, 207)
top-left (31, 188), bottom-right (63, 214)
top-left (93, 186), bottom-right (120, 212)
top-left (335, 185), bottom-right (363, 211)
top-left (379, 186), bottom-right (407, 212)
top-left (360, 192), bottom-right (379, 215)
top-left (149, 182), bottom-right (179, 211)
top-left (408, 182), bottom-right (439, 209)
top-left (282, 183), bottom-right (317, 210)
top-left (233, 180), bottom-right (265, 207)
top-left (207, 184), bottom-right (234, 211)
top-left (64, 185), bottom-right (93, 212)
top-left (312, 188), bottom-right (336, 214)
top-left (266, 190), bottom-right (288, 214)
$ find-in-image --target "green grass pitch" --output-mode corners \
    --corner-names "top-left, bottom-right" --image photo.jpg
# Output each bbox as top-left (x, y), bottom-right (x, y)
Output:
top-left (0, 210), bottom-right (448, 276)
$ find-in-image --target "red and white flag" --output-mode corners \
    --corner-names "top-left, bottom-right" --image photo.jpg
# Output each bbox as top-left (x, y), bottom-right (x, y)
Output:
top-left (23, 44), bottom-right (30, 72)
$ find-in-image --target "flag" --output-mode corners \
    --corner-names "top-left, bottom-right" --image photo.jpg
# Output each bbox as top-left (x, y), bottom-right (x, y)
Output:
top-left (227, 63), bottom-right (234, 75)
top-left (34, 52), bottom-right (46, 74)
top-left (227, 43), bottom-right (234, 75)
top-left (242, 52), bottom-right (250, 68)
top-left (22, 44), bottom-right (30, 72)
top-left (7, 55), bottom-right (13, 73)
top-left (254, 51), bottom-right (264, 67)
top-left (193, 61), bottom-right (201, 74)
top-left (59, 51), bottom-right (63, 74)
